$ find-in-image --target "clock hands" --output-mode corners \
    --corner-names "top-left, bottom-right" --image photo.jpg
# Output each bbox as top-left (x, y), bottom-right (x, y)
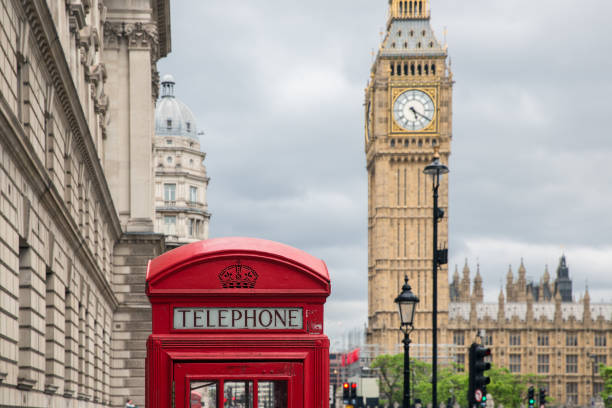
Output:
top-left (409, 106), bottom-right (432, 122)
top-left (409, 106), bottom-right (418, 120)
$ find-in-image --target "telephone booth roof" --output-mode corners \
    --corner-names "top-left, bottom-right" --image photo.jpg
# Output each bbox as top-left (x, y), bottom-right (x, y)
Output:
top-left (146, 237), bottom-right (331, 296)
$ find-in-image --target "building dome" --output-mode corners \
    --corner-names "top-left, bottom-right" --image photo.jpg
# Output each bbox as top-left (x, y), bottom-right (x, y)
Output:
top-left (155, 75), bottom-right (199, 139)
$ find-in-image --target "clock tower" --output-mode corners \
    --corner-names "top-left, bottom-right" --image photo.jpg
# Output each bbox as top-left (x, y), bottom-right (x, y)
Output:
top-left (365, 0), bottom-right (453, 352)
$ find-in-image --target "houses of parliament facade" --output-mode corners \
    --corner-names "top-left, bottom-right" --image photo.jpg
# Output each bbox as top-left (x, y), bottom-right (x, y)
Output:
top-left (365, 1), bottom-right (612, 407)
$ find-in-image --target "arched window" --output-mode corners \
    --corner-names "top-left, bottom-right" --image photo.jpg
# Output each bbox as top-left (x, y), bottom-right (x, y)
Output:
top-left (410, 63), bottom-right (415, 75)
top-left (166, 119), bottom-right (172, 129)
top-left (397, 63), bottom-right (402, 76)
top-left (417, 64), bottom-right (422, 75)
top-left (417, 42), bottom-right (422, 48)
top-left (419, 1), bottom-right (423, 14)
top-left (392, 42), bottom-right (396, 48)
top-left (391, 139), bottom-right (396, 147)
top-left (432, 64), bottom-right (436, 75)
top-left (390, 63), bottom-right (395, 76)
top-left (404, 63), bottom-right (408, 75)
top-left (424, 64), bottom-right (429, 75)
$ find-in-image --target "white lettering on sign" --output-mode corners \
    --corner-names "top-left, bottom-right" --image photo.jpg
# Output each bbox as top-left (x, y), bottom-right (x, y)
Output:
top-left (173, 307), bottom-right (303, 330)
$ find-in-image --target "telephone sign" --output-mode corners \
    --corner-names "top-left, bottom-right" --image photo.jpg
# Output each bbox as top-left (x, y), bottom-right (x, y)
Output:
top-left (173, 307), bottom-right (303, 330)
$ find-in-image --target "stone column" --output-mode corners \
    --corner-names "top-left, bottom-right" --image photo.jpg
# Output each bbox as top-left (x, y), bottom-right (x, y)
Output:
top-left (103, 20), bottom-right (159, 232)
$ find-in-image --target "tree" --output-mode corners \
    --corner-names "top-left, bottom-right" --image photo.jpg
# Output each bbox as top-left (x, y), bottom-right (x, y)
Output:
top-left (370, 355), bottom-right (545, 408)
top-left (438, 365), bottom-right (468, 408)
top-left (486, 366), bottom-right (546, 408)
top-left (371, 354), bottom-right (468, 407)
top-left (371, 353), bottom-right (404, 405)
top-left (600, 364), bottom-right (612, 408)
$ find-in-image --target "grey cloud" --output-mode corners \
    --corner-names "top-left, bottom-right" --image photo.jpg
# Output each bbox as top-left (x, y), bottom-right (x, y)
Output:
top-left (159, 0), bottom-right (612, 344)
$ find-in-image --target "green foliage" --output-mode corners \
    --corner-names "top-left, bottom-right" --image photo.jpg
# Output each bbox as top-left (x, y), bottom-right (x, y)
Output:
top-left (371, 354), bottom-right (468, 407)
top-left (371, 353), bottom-right (404, 405)
top-left (600, 364), bottom-right (612, 408)
top-left (486, 365), bottom-right (546, 408)
top-left (371, 355), bottom-right (547, 408)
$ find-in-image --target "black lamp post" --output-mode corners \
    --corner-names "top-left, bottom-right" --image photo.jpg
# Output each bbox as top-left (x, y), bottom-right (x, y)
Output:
top-left (395, 276), bottom-right (420, 408)
top-left (423, 146), bottom-right (449, 408)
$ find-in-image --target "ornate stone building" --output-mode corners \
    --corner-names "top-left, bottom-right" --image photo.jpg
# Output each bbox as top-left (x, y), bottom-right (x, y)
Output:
top-left (449, 256), bottom-right (611, 407)
top-left (365, 2), bottom-right (612, 407)
top-left (0, 0), bottom-right (170, 407)
top-left (153, 75), bottom-right (210, 248)
top-left (365, 0), bottom-right (453, 351)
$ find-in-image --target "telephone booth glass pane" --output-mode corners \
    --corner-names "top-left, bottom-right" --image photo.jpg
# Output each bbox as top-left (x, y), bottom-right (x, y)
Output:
top-left (224, 381), bottom-right (253, 408)
top-left (190, 381), bottom-right (218, 408)
top-left (257, 381), bottom-right (288, 408)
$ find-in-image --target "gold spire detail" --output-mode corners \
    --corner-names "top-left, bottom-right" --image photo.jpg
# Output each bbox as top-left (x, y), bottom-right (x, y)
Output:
top-left (389, 0), bottom-right (430, 19)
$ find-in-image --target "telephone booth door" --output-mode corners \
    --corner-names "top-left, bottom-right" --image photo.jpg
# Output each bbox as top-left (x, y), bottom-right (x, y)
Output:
top-left (174, 361), bottom-right (303, 408)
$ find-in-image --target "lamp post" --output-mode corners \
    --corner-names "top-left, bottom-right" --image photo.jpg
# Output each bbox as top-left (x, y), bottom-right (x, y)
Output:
top-left (423, 146), bottom-right (449, 408)
top-left (395, 276), bottom-right (420, 408)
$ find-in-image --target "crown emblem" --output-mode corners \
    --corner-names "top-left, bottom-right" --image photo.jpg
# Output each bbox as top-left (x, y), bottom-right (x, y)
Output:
top-left (218, 264), bottom-right (258, 288)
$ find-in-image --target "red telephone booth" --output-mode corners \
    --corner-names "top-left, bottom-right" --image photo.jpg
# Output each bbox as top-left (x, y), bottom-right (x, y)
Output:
top-left (145, 237), bottom-right (331, 408)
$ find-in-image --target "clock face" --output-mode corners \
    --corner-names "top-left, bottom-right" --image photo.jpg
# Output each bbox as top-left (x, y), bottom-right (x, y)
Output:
top-left (393, 89), bottom-right (435, 131)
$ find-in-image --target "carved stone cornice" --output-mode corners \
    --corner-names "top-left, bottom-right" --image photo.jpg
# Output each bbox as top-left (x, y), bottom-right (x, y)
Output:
top-left (154, 0), bottom-right (171, 58)
top-left (151, 67), bottom-right (160, 100)
top-left (68, 1), bottom-right (86, 33)
top-left (103, 21), bottom-right (160, 61)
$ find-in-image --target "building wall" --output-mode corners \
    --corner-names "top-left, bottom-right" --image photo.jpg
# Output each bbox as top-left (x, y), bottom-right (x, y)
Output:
top-left (0, 0), bottom-right (169, 407)
top-left (154, 134), bottom-right (210, 247)
top-left (449, 261), bottom-right (612, 407)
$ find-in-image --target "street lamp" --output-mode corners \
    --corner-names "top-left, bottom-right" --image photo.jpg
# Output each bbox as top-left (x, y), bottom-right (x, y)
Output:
top-left (395, 276), bottom-right (420, 408)
top-left (423, 146), bottom-right (449, 408)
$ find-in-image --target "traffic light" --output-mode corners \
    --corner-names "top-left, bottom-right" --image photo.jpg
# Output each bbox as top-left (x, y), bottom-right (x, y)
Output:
top-left (539, 388), bottom-right (546, 407)
top-left (468, 343), bottom-right (491, 407)
top-left (342, 382), bottom-right (350, 401)
top-left (528, 386), bottom-right (535, 408)
top-left (350, 382), bottom-right (357, 399)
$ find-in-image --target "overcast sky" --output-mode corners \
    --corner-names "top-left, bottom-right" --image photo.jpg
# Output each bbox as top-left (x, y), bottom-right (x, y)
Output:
top-left (158, 0), bottom-right (612, 349)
